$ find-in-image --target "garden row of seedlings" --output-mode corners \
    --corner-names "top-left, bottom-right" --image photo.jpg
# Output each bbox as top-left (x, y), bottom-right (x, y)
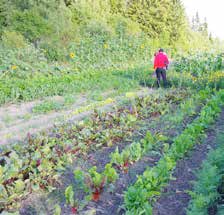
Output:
top-left (62, 131), bottom-right (166, 214)
top-left (0, 89), bottom-right (190, 213)
top-left (187, 132), bottom-right (224, 215)
top-left (123, 89), bottom-right (224, 215)
top-left (59, 88), bottom-right (215, 214)
top-left (32, 88), bottom-right (198, 214)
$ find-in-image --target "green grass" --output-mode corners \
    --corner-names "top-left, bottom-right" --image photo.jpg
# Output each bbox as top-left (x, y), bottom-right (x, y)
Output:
top-left (2, 115), bottom-right (13, 124)
top-left (32, 100), bottom-right (63, 113)
top-left (32, 94), bottom-right (76, 114)
top-left (0, 65), bottom-right (151, 105)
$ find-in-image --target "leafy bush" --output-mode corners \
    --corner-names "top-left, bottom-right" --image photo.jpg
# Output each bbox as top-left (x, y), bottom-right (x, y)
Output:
top-left (40, 39), bottom-right (67, 61)
top-left (108, 14), bottom-right (141, 37)
top-left (83, 19), bottom-right (114, 40)
top-left (174, 52), bottom-right (223, 75)
top-left (0, 44), bottom-right (48, 77)
top-left (9, 9), bottom-right (52, 42)
top-left (1, 30), bottom-right (28, 48)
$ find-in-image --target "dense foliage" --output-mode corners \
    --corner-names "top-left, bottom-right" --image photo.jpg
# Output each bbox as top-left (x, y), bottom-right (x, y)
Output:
top-left (0, 0), bottom-right (221, 79)
top-left (174, 52), bottom-right (223, 75)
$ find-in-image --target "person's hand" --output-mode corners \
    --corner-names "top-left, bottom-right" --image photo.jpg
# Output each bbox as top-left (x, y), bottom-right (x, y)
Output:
top-left (152, 71), bottom-right (156, 78)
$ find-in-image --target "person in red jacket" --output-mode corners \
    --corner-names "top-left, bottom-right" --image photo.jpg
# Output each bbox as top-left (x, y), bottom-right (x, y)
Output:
top-left (154, 48), bottom-right (169, 87)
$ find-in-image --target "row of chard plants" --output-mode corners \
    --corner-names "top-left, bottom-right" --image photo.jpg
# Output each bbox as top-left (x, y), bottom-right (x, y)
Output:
top-left (61, 88), bottom-right (216, 214)
top-left (123, 89), bottom-right (224, 215)
top-left (0, 89), bottom-right (189, 213)
top-left (63, 131), bottom-right (167, 214)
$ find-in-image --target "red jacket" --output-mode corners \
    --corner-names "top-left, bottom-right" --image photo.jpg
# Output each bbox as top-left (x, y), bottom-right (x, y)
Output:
top-left (154, 52), bottom-right (169, 69)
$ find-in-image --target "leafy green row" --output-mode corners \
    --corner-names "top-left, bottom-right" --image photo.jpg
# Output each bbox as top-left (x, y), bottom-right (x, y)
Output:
top-left (0, 89), bottom-right (189, 212)
top-left (161, 88), bottom-right (211, 127)
top-left (110, 132), bottom-right (167, 173)
top-left (124, 89), bottom-right (224, 215)
top-left (62, 89), bottom-right (212, 214)
top-left (64, 163), bottom-right (118, 214)
top-left (0, 107), bottom-right (134, 212)
top-left (187, 132), bottom-right (224, 215)
top-left (168, 70), bottom-right (224, 90)
top-left (63, 130), bottom-right (167, 214)
top-left (46, 89), bottom-right (189, 149)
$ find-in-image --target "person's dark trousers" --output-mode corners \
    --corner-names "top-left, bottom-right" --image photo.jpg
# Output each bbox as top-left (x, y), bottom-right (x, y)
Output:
top-left (156, 68), bottom-right (167, 87)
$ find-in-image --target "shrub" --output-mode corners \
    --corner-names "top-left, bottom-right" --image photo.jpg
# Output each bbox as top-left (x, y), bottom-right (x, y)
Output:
top-left (40, 39), bottom-right (67, 61)
top-left (9, 9), bottom-right (52, 43)
top-left (83, 19), bottom-right (114, 40)
top-left (1, 30), bottom-right (28, 48)
top-left (0, 44), bottom-right (48, 76)
top-left (108, 15), bottom-right (142, 37)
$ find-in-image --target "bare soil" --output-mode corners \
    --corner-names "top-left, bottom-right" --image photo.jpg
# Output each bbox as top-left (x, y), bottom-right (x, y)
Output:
top-left (0, 94), bottom-right (87, 144)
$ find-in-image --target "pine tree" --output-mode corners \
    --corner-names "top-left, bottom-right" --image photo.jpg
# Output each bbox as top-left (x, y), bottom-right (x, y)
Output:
top-left (201, 17), bottom-right (208, 37)
top-left (194, 11), bottom-right (200, 32)
top-left (126, 0), bottom-right (169, 38)
top-left (125, 0), bottom-right (186, 43)
top-left (167, 0), bottom-right (186, 44)
top-left (192, 17), bottom-right (196, 31)
top-left (191, 12), bottom-right (209, 38)
top-left (109, 0), bottom-right (126, 14)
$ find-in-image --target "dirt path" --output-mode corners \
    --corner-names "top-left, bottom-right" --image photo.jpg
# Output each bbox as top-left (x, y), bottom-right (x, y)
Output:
top-left (153, 109), bottom-right (224, 215)
top-left (0, 94), bottom-right (89, 145)
top-left (0, 87), bottom-right (150, 145)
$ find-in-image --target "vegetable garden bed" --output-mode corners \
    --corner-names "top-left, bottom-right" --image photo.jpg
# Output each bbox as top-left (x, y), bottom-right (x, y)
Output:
top-left (16, 88), bottom-right (219, 215)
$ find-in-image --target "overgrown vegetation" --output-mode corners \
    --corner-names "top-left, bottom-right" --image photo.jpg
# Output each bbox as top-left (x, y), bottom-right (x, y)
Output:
top-left (174, 52), bottom-right (223, 75)
top-left (0, 0), bottom-right (222, 79)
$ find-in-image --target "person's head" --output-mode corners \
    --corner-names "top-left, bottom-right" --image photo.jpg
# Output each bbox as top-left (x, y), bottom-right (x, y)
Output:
top-left (159, 48), bottom-right (164, 53)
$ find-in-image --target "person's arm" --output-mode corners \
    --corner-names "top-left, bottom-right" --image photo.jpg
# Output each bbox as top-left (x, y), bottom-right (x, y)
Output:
top-left (164, 55), bottom-right (169, 69)
top-left (165, 55), bottom-right (169, 65)
top-left (154, 56), bottom-right (157, 69)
